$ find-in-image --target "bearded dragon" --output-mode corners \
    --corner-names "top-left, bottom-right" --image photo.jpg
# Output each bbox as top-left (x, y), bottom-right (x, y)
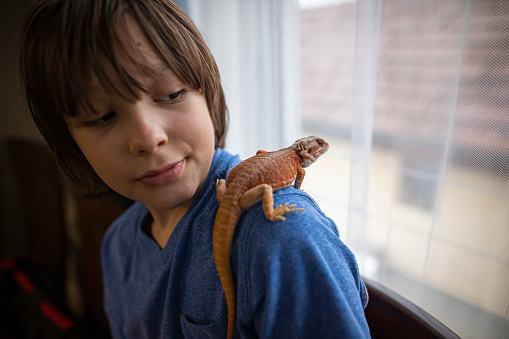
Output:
top-left (213, 136), bottom-right (330, 339)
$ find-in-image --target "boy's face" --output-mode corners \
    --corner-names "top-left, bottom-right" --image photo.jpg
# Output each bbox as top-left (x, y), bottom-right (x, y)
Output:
top-left (67, 20), bottom-right (215, 214)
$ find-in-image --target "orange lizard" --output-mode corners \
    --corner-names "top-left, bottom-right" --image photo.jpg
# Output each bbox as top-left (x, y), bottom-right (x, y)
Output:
top-left (213, 136), bottom-right (330, 339)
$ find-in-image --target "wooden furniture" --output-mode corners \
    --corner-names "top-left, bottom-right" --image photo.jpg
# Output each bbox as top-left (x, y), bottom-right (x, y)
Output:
top-left (364, 277), bottom-right (461, 339)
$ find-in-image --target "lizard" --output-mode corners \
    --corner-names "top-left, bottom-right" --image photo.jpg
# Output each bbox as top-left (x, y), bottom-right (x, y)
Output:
top-left (212, 136), bottom-right (330, 339)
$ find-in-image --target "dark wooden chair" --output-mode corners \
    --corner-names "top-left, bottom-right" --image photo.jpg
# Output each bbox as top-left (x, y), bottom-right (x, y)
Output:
top-left (364, 277), bottom-right (461, 339)
top-left (0, 138), bottom-right (127, 338)
top-left (0, 138), bottom-right (71, 337)
top-left (2, 138), bottom-right (67, 300)
top-left (71, 185), bottom-right (127, 337)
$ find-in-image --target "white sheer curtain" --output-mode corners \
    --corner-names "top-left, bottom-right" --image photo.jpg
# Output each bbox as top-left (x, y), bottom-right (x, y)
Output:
top-left (348, 1), bottom-right (509, 338)
top-left (183, 0), bottom-right (508, 337)
top-left (186, 0), bottom-right (301, 159)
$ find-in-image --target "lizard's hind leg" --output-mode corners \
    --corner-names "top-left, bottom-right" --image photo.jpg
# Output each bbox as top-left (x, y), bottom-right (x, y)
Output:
top-left (240, 184), bottom-right (304, 221)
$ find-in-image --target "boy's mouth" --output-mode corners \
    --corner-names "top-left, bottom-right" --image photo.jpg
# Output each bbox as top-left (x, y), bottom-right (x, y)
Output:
top-left (136, 160), bottom-right (184, 187)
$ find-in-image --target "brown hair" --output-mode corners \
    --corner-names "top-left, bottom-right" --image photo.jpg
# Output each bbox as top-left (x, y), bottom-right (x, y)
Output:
top-left (20, 0), bottom-right (227, 195)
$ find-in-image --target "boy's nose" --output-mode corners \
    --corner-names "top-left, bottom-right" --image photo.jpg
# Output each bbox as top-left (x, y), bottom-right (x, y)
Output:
top-left (127, 106), bottom-right (168, 156)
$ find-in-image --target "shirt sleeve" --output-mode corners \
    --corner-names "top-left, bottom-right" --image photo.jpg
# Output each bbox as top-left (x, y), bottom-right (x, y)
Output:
top-left (232, 189), bottom-right (370, 339)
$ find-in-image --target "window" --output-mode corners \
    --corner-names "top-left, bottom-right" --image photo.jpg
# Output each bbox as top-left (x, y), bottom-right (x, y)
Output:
top-left (184, 1), bottom-right (509, 337)
top-left (300, 1), bottom-right (509, 338)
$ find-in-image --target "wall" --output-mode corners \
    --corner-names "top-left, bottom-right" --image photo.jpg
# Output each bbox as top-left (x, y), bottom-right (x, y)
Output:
top-left (0, 1), bottom-right (41, 142)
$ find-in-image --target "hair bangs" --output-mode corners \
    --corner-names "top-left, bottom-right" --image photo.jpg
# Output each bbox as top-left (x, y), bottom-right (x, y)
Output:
top-left (67, 4), bottom-right (153, 118)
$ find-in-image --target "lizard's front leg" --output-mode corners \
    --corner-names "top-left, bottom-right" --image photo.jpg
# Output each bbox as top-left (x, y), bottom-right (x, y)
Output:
top-left (216, 179), bottom-right (227, 202)
top-left (294, 167), bottom-right (306, 189)
top-left (240, 184), bottom-right (304, 221)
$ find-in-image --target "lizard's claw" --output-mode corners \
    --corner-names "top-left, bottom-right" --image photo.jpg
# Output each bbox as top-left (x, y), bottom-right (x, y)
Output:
top-left (270, 203), bottom-right (304, 222)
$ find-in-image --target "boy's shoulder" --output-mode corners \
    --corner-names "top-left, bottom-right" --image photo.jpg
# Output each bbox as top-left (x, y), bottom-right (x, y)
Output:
top-left (231, 187), bottom-right (369, 310)
top-left (231, 187), bottom-right (369, 309)
top-left (233, 187), bottom-right (340, 255)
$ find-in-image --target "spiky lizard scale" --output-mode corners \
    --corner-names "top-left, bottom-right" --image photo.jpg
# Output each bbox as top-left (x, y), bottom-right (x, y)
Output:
top-left (212, 136), bottom-right (329, 339)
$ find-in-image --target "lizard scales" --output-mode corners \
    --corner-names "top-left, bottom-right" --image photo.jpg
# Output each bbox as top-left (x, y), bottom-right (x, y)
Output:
top-left (213, 136), bottom-right (329, 339)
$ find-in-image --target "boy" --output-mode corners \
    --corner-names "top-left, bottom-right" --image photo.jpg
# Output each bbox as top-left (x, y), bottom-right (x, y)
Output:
top-left (20, 0), bottom-right (370, 337)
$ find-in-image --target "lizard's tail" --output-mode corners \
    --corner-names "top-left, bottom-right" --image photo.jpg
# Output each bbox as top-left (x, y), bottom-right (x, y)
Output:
top-left (213, 199), bottom-right (241, 339)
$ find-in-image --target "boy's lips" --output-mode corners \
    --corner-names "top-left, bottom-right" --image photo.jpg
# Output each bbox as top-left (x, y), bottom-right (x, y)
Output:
top-left (136, 160), bottom-right (184, 187)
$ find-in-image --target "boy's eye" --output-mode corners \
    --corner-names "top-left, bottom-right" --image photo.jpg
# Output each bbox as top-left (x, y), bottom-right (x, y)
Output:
top-left (83, 111), bottom-right (117, 127)
top-left (155, 89), bottom-right (186, 103)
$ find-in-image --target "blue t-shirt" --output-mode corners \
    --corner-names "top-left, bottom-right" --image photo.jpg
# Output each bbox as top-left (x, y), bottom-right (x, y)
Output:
top-left (102, 148), bottom-right (370, 338)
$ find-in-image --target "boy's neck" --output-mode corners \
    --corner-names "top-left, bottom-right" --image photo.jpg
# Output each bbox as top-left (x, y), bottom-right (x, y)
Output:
top-left (147, 202), bottom-right (193, 249)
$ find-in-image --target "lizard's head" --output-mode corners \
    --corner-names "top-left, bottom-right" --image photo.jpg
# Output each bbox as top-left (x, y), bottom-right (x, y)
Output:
top-left (294, 136), bottom-right (329, 168)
